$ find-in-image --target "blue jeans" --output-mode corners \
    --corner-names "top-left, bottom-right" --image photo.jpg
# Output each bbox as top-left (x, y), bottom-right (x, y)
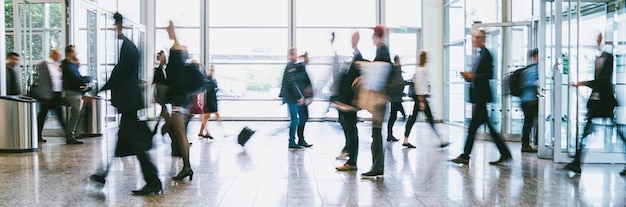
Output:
top-left (287, 102), bottom-right (300, 146)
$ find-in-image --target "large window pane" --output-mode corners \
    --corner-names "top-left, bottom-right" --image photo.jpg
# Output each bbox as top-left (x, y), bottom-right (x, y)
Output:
top-left (512, 0), bottom-right (540, 22)
top-left (389, 32), bottom-right (417, 64)
top-left (5, 0), bottom-right (13, 28)
top-left (447, 83), bottom-right (465, 124)
top-left (386, 0), bottom-right (421, 28)
top-left (296, 0), bottom-right (376, 27)
top-left (209, 29), bottom-right (288, 64)
top-left (466, 0), bottom-right (500, 25)
top-left (156, 0), bottom-right (200, 27)
top-left (296, 28), bottom-right (376, 63)
top-left (117, 0), bottom-right (141, 24)
top-left (209, 0), bottom-right (287, 27)
top-left (156, 28), bottom-right (201, 61)
top-left (48, 3), bottom-right (62, 28)
top-left (211, 64), bottom-right (284, 99)
top-left (446, 44), bottom-right (465, 82)
top-left (6, 34), bottom-right (14, 53)
top-left (445, 2), bottom-right (464, 42)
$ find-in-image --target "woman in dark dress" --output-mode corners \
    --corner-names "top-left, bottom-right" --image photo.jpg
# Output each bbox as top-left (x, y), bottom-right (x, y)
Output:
top-left (198, 65), bottom-right (220, 139)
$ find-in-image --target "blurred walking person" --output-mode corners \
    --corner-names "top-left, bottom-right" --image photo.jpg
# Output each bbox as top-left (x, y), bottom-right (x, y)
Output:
top-left (333, 31), bottom-right (362, 171)
top-left (450, 29), bottom-right (512, 165)
top-left (5, 52), bottom-right (21, 95)
top-left (279, 48), bottom-right (311, 150)
top-left (197, 65), bottom-right (221, 139)
top-left (402, 51), bottom-right (449, 149)
top-left (386, 55), bottom-right (406, 142)
top-left (90, 12), bottom-right (162, 195)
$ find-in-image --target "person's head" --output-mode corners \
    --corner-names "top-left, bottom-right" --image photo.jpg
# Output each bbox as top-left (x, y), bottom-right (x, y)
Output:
top-left (209, 65), bottom-right (215, 77)
top-left (527, 48), bottom-right (538, 63)
top-left (471, 29), bottom-right (486, 48)
top-left (49, 49), bottom-right (60, 62)
top-left (64, 45), bottom-right (76, 60)
top-left (372, 25), bottom-right (386, 46)
top-left (595, 31), bottom-right (603, 48)
top-left (394, 55), bottom-right (401, 66)
top-left (5, 52), bottom-right (19, 68)
top-left (351, 31), bottom-right (360, 48)
top-left (157, 50), bottom-right (166, 65)
top-left (113, 12), bottom-right (123, 39)
top-left (288, 48), bottom-right (297, 62)
top-left (352, 31), bottom-right (361, 48)
top-left (418, 51), bottom-right (428, 66)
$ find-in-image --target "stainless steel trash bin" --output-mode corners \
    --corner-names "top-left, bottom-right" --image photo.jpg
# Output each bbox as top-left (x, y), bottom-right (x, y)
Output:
top-left (76, 95), bottom-right (105, 137)
top-left (0, 95), bottom-right (38, 152)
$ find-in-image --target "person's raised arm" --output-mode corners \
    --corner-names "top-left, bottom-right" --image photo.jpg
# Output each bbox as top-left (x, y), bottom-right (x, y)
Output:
top-left (167, 21), bottom-right (184, 51)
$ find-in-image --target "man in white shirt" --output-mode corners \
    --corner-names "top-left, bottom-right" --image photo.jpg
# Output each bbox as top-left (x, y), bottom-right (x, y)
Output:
top-left (32, 49), bottom-right (70, 143)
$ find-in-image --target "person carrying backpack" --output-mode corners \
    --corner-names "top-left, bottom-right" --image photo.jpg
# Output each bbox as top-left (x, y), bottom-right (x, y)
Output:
top-left (519, 48), bottom-right (539, 153)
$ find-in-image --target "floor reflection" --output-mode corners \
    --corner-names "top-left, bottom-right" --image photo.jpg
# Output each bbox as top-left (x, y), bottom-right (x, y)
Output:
top-left (0, 121), bottom-right (624, 206)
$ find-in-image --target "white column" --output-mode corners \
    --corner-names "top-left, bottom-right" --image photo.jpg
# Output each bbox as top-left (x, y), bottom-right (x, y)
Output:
top-left (145, 0), bottom-right (156, 118)
top-left (422, 0), bottom-right (444, 121)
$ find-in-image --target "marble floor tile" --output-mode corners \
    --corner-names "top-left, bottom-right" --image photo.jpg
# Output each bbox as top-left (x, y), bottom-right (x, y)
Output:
top-left (1, 121), bottom-right (625, 206)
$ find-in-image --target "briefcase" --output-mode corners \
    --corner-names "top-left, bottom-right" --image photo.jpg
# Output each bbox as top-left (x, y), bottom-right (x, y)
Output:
top-left (237, 127), bottom-right (256, 146)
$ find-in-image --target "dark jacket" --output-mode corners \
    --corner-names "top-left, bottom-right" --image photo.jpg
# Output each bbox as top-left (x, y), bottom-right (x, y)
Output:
top-left (61, 59), bottom-right (87, 92)
top-left (585, 51), bottom-right (617, 118)
top-left (29, 61), bottom-right (55, 100)
top-left (387, 65), bottom-right (404, 102)
top-left (165, 49), bottom-right (193, 106)
top-left (374, 44), bottom-right (392, 63)
top-left (332, 49), bottom-right (364, 106)
top-left (153, 65), bottom-right (167, 85)
top-left (468, 47), bottom-right (494, 104)
top-left (203, 77), bottom-right (219, 113)
top-left (6, 67), bottom-right (21, 95)
top-left (100, 36), bottom-right (144, 113)
top-left (279, 61), bottom-right (307, 103)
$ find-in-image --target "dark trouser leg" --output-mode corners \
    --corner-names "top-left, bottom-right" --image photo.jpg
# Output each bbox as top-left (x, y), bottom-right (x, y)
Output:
top-left (486, 116), bottom-right (511, 158)
top-left (37, 102), bottom-right (52, 140)
top-left (338, 111), bottom-right (348, 153)
top-left (521, 101), bottom-right (538, 147)
top-left (398, 103), bottom-right (406, 117)
top-left (573, 119), bottom-right (594, 165)
top-left (387, 102), bottom-right (400, 136)
top-left (462, 104), bottom-right (487, 160)
top-left (404, 100), bottom-right (420, 137)
top-left (341, 111), bottom-right (359, 166)
top-left (135, 135), bottom-right (162, 188)
top-left (371, 104), bottom-right (386, 173)
top-left (297, 105), bottom-right (309, 142)
top-left (287, 103), bottom-right (299, 146)
top-left (50, 93), bottom-right (70, 136)
top-left (614, 118), bottom-right (626, 168)
top-left (422, 99), bottom-right (441, 138)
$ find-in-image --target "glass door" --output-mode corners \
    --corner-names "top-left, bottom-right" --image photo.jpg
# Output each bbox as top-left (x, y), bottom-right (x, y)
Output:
top-left (470, 22), bottom-right (532, 141)
top-left (15, 0), bottom-right (64, 95)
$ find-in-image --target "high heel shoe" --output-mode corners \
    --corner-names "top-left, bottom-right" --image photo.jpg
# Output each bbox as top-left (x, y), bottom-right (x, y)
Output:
top-left (172, 169), bottom-right (193, 181)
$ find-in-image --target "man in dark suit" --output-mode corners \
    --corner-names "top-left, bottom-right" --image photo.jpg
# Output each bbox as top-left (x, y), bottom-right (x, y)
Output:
top-left (32, 49), bottom-right (70, 143)
top-left (564, 32), bottom-right (626, 175)
top-left (450, 29), bottom-right (512, 165)
top-left (5, 52), bottom-right (21, 95)
top-left (333, 31), bottom-right (362, 171)
top-left (91, 12), bottom-right (162, 195)
top-left (61, 45), bottom-right (87, 144)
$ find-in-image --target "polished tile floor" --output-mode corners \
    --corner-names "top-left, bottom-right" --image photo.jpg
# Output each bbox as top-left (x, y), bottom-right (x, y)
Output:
top-left (1, 120), bottom-right (625, 206)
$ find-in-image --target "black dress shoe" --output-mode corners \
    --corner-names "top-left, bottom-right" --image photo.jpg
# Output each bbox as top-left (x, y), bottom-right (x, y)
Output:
top-left (131, 185), bottom-right (162, 195)
top-left (563, 163), bottom-right (581, 174)
top-left (66, 140), bottom-right (84, 145)
top-left (361, 171), bottom-right (384, 179)
top-left (90, 174), bottom-right (106, 184)
top-left (450, 156), bottom-right (469, 164)
top-left (387, 135), bottom-right (399, 142)
top-left (439, 142), bottom-right (451, 148)
top-left (489, 156), bottom-right (513, 165)
top-left (620, 169), bottom-right (626, 176)
top-left (38, 138), bottom-right (47, 143)
top-left (298, 140), bottom-right (313, 147)
top-left (402, 143), bottom-right (416, 148)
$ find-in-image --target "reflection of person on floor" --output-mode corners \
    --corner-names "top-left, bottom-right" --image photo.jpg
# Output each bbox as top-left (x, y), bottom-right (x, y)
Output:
top-left (198, 65), bottom-right (221, 139)
top-left (90, 12), bottom-right (162, 195)
top-left (279, 48), bottom-right (311, 150)
top-left (61, 45), bottom-right (88, 145)
top-left (450, 29), bottom-right (512, 166)
top-left (333, 31), bottom-right (362, 171)
top-left (33, 49), bottom-right (70, 143)
top-left (403, 51), bottom-right (449, 149)
top-left (564, 32), bottom-right (626, 175)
